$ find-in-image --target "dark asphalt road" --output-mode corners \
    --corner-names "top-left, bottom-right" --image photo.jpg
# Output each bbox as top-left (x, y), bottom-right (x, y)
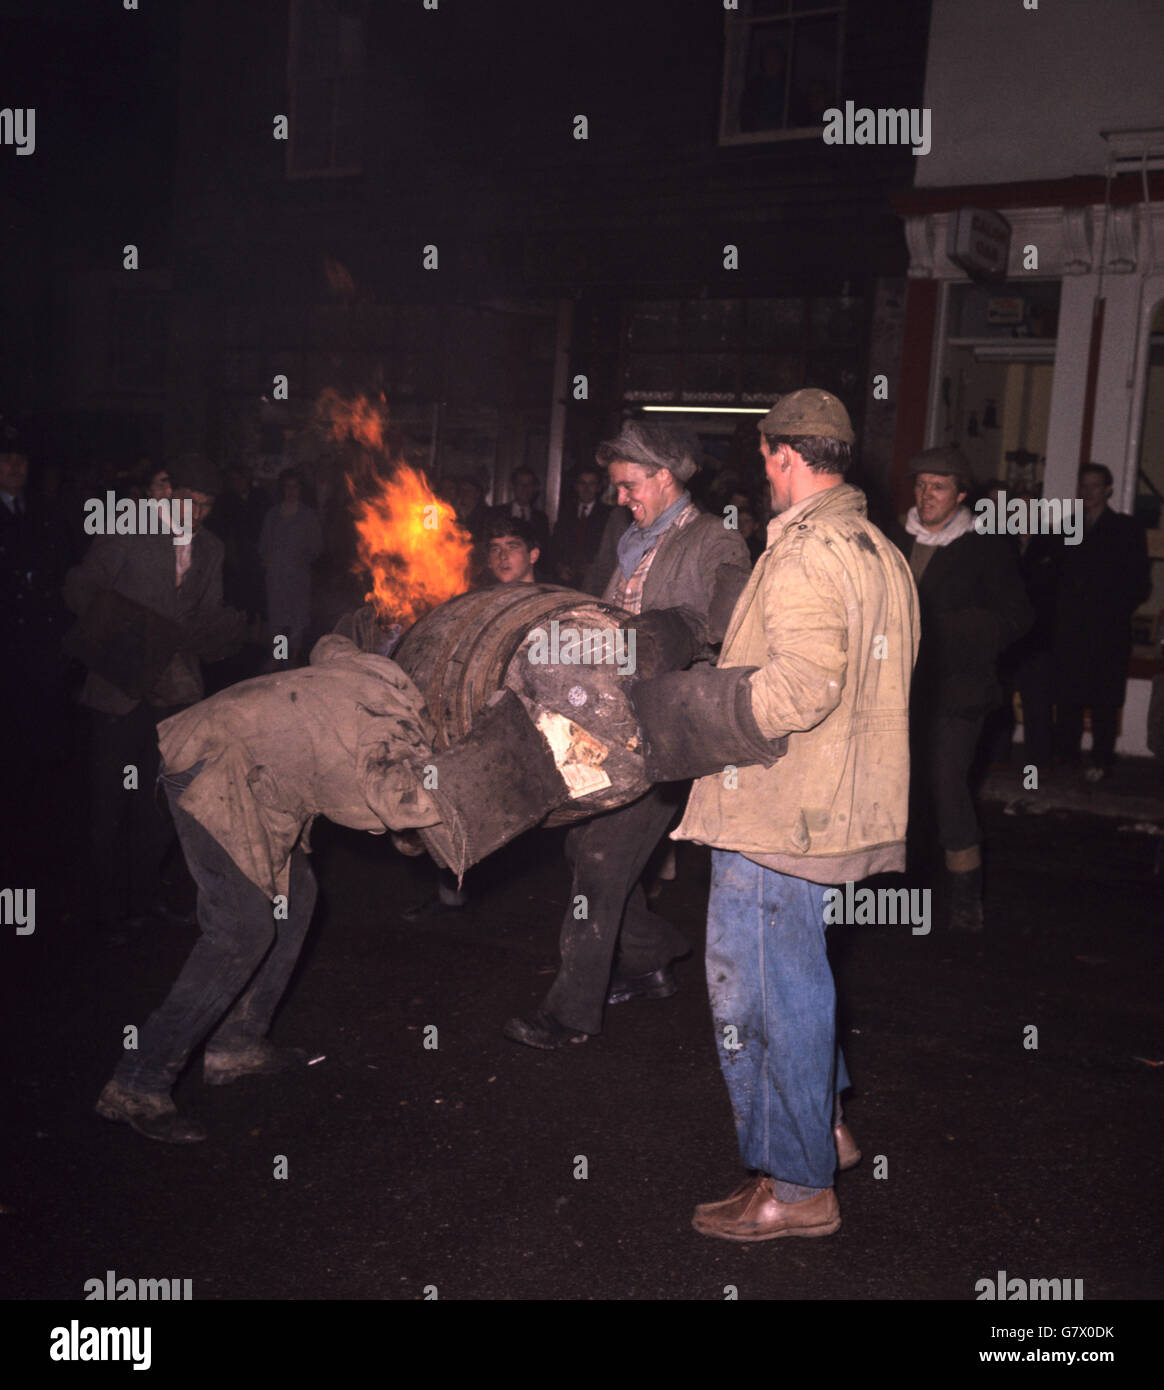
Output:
top-left (2, 783), bottom-right (1162, 1304)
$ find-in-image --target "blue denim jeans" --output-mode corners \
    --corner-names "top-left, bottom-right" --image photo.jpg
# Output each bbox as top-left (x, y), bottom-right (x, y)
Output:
top-left (706, 850), bottom-right (850, 1190)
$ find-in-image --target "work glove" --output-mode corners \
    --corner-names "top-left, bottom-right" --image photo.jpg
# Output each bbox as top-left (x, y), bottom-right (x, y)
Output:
top-left (629, 664), bottom-right (788, 783)
top-left (409, 689), bottom-right (570, 880)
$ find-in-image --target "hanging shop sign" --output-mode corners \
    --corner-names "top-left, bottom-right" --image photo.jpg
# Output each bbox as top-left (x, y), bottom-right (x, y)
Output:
top-left (948, 208), bottom-right (1012, 282)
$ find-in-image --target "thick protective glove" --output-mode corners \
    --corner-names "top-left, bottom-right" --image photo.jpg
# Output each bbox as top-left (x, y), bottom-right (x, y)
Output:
top-left (409, 689), bottom-right (570, 879)
top-left (619, 607), bottom-right (703, 679)
top-left (629, 664), bottom-right (788, 783)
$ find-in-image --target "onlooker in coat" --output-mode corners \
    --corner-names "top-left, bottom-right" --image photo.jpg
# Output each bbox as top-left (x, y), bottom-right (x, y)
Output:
top-left (63, 453), bottom-right (239, 939)
top-left (259, 468), bottom-right (324, 666)
top-left (455, 476), bottom-right (491, 545)
top-left (890, 447), bottom-right (1032, 931)
top-left (503, 420), bottom-right (752, 1049)
top-left (207, 467), bottom-right (268, 628)
top-left (1008, 517), bottom-right (1062, 770)
top-left (1052, 463), bottom-right (1151, 781)
top-left (581, 499), bottom-right (632, 596)
top-left (144, 465), bottom-right (172, 501)
top-left (499, 466), bottom-right (551, 557)
top-left (550, 467), bottom-right (610, 589)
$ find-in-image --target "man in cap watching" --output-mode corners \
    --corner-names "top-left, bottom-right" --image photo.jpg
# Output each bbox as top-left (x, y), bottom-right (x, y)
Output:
top-left (892, 446), bottom-right (1031, 931)
top-left (628, 390), bottom-right (919, 1240)
top-left (503, 419), bottom-right (752, 1048)
top-left (64, 451), bottom-right (242, 941)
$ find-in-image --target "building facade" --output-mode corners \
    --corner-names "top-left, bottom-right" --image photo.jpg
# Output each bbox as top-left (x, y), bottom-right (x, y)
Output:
top-left (891, 0), bottom-right (1164, 754)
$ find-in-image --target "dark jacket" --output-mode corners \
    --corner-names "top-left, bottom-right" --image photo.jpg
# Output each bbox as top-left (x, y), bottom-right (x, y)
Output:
top-left (1052, 508), bottom-right (1151, 707)
top-left (550, 501), bottom-right (611, 588)
top-left (891, 524), bottom-right (1033, 719)
top-left (599, 508), bottom-right (752, 646)
top-left (63, 528), bottom-right (228, 715)
top-left (0, 493), bottom-right (72, 667)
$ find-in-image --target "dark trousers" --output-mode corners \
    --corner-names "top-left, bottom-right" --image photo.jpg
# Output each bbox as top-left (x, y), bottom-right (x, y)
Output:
top-left (1057, 703), bottom-right (1119, 769)
top-left (89, 704), bottom-right (178, 926)
top-left (114, 785), bottom-right (317, 1095)
top-left (913, 712), bottom-right (985, 854)
top-left (542, 785), bottom-right (690, 1035)
top-left (1015, 650), bottom-right (1055, 769)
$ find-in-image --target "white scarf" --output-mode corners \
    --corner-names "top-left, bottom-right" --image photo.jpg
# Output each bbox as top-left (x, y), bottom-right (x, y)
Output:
top-left (904, 504), bottom-right (976, 548)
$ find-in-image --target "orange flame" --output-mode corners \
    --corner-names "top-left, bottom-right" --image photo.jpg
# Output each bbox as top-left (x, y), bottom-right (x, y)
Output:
top-left (316, 391), bottom-right (472, 626)
top-left (316, 387), bottom-right (389, 454)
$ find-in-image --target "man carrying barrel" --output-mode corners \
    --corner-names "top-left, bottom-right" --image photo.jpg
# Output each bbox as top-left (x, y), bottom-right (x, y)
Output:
top-left (503, 421), bottom-right (752, 1049)
top-left (629, 391), bottom-right (919, 1240)
top-left (96, 633), bottom-right (572, 1142)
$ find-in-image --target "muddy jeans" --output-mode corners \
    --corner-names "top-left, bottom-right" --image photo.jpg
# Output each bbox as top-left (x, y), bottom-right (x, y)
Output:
top-left (542, 784), bottom-right (690, 1036)
top-left (706, 851), bottom-right (850, 1191)
top-left (114, 772), bottom-right (316, 1095)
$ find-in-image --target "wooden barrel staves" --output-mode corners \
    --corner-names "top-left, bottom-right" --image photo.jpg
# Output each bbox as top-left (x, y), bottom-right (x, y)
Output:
top-left (393, 584), bottom-right (650, 825)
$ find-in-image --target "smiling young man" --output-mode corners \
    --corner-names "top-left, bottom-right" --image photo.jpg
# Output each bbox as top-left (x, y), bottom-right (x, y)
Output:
top-left (503, 420), bottom-right (751, 1050)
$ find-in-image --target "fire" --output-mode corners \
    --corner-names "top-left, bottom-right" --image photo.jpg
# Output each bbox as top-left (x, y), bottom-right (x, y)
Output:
top-left (316, 391), bottom-right (472, 627)
top-left (316, 387), bottom-right (389, 454)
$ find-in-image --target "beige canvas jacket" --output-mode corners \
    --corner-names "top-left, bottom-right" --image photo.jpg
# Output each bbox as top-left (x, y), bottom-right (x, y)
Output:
top-left (673, 484), bottom-right (920, 884)
top-left (157, 635), bottom-right (442, 900)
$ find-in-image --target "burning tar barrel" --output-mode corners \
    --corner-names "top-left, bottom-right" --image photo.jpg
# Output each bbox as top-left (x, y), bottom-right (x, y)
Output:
top-left (391, 584), bottom-right (650, 826)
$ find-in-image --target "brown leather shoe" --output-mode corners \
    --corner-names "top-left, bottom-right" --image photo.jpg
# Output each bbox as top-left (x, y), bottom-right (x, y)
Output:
top-left (692, 1174), bottom-right (766, 1222)
top-left (835, 1122), bottom-right (861, 1171)
top-left (699, 1125), bottom-right (859, 1212)
top-left (692, 1180), bottom-right (840, 1242)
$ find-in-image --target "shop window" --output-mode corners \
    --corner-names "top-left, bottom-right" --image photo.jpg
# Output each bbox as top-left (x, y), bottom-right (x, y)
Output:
top-left (720, 1), bottom-right (845, 145)
top-left (936, 280), bottom-right (1062, 494)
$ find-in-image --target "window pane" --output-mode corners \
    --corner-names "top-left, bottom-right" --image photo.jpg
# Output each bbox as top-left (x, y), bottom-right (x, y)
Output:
top-left (623, 353), bottom-right (677, 398)
top-left (808, 296), bottom-right (862, 347)
top-left (805, 352), bottom-right (859, 401)
top-left (685, 300), bottom-right (743, 351)
top-left (741, 352), bottom-right (803, 398)
top-left (293, 1), bottom-right (339, 77)
top-left (681, 354), bottom-right (738, 399)
top-left (746, 298), bottom-right (805, 349)
top-left (739, 25), bottom-right (790, 133)
top-left (626, 302), bottom-right (680, 350)
top-left (292, 77), bottom-right (333, 171)
top-left (788, 16), bottom-right (838, 128)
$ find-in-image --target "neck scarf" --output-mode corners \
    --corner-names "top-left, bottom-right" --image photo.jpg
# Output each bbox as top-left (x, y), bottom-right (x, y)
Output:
top-left (617, 491), bottom-right (691, 578)
top-left (904, 504), bottom-right (976, 548)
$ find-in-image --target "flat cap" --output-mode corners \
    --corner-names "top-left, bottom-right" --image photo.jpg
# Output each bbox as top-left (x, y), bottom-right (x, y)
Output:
top-left (908, 445), bottom-right (972, 490)
top-left (757, 389), bottom-right (855, 445)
